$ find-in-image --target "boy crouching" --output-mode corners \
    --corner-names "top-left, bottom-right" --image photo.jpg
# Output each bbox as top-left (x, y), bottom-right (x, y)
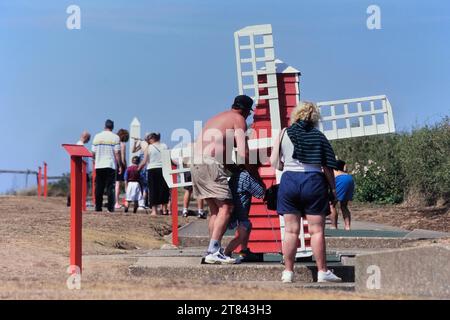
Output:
top-left (224, 164), bottom-right (266, 262)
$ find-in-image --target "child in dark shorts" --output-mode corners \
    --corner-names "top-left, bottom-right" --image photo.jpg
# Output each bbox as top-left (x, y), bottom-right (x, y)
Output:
top-left (224, 164), bottom-right (265, 262)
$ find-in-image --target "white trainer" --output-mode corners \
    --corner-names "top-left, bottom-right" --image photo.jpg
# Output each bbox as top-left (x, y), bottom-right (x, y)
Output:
top-left (317, 270), bottom-right (342, 283)
top-left (204, 249), bottom-right (237, 264)
top-left (281, 270), bottom-right (294, 283)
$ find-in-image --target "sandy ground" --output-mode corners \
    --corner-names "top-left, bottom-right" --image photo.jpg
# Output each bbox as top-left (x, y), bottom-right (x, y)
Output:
top-left (0, 196), bottom-right (447, 300)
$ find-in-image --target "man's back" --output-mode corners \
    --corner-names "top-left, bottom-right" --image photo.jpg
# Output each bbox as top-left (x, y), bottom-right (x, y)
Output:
top-left (195, 110), bottom-right (247, 164)
top-left (92, 130), bottom-right (120, 169)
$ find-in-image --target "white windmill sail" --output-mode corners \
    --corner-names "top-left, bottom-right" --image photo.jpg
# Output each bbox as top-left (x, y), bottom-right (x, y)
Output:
top-left (317, 95), bottom-right (395, 140)
top-left (234, 24), bottom-right (282, 132)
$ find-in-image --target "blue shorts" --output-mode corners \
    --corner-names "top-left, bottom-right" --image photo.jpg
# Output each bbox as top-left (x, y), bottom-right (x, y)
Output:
top-left (228, 218), bottom-right (252, 231)
top-left (228, 208), bottom-right (252, 231)
top-left (336, 174), bottom-right (355, 202)
top-left (277, 171), bottom-right (330, 216)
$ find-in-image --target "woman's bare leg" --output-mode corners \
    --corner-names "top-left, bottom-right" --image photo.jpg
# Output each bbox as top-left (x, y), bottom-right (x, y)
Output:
top-left (306, 214), bottom-right (327, 272)
top-left (283, 214), bottom-right (301, 272)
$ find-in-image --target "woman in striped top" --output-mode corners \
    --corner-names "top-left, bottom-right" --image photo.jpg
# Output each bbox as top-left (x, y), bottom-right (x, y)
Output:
top-left (271, 101), bottom-right (342, 283)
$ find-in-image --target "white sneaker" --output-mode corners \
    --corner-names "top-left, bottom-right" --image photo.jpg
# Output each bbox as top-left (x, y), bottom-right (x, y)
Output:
top-left (281, 270), bottom-right (293, 283)
top-left (317, 270), bottom-right (342, 283)
top-left (204, 248), bottom-right (236, 264)
top-left (182, 209), bottom-right (189, 217)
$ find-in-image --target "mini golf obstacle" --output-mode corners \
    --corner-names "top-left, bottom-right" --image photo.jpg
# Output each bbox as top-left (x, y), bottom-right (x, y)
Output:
top-left (161, 24), bottom-right (396, 259)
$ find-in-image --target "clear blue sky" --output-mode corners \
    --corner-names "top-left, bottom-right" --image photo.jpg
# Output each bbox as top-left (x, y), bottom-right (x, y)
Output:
top-left (1, 0), bottom-right (449, 192)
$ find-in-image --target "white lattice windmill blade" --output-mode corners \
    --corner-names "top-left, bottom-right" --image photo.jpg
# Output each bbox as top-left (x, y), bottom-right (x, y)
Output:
top-left (162, 24), bottom-right (280, 189)
top-left (317, 95), bottom-right (396, 140)
top-left (234, 24), bottom-right (282, 132)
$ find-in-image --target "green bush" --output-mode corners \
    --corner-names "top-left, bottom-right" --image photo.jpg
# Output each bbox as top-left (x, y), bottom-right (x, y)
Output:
top-left (331, 117), bottom-right (450, 205)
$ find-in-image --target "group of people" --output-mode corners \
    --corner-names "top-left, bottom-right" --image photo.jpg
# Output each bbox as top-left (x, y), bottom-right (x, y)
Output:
top-left (190, 95), bottom-right (354, 284)
top-left (75, 93), bottom-right (355, 283)
top-left (77, 120), bottom-right (177, 216)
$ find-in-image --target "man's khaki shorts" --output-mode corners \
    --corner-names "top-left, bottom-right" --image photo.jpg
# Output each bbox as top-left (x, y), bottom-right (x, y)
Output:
top-left (190, 157), bottom-right (232, 201)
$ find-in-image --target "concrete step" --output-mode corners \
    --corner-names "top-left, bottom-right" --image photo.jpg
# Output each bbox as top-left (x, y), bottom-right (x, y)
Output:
top-left (128, 256), bottom-right (354, 282)
top-left (355, 244), bottom-right (450, 298)
top-left (174, 219), bottom-right (418, 250)
top-left (177, 234), bottom-right (415, 250)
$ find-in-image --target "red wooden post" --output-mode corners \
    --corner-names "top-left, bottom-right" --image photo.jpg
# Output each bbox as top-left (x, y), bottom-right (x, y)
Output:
top-left (62, 144), bottom-right (92, 274)
top-left (70, 156), bottom-right (83, 272)
top-left (43, 162), bottom-right (48, 198)
top-left (171, 165), bottom-right (179, 246)
top-left (81, 160), bottom-right (87, 212)
top-left (37, 166), bottom-right (42, 198)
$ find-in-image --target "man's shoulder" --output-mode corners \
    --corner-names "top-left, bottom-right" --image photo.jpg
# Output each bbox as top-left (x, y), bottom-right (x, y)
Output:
top-left (93, 131), bottom-right (119, 143)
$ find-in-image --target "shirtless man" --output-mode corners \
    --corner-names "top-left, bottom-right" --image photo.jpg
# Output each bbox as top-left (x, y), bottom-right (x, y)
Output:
top-left (191, 95), bottom-right (253, 264)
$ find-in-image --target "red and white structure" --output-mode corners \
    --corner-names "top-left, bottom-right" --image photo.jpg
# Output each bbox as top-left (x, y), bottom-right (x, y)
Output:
top-left (162, 24), bottom-right (396, 258)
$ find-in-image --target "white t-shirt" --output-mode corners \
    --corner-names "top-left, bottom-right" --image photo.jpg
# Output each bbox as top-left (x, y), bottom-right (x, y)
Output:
top-left (146, 142), bottom-right (168, 170)
top-left (281, 133), bottom-right (322, 173)
top-left (91, 130), bottom-right (120, 170)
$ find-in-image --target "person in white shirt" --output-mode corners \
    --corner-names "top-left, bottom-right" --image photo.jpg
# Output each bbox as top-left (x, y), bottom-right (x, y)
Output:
top-left (91, 119), bottom-right (121, 212)
top-left (138, 132), bottom-right (170, 216)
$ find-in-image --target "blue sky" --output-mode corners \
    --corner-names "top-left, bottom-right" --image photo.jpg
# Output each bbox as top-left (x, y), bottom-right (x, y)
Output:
top-left (1, 0), bottom-right (449, 192)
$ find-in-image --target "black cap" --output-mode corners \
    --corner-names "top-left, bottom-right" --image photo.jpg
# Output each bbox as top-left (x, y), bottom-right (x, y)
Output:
top-left (232, 95), bottom-right (254, 111)
top-left (105, 119), bottom-right (114, 130)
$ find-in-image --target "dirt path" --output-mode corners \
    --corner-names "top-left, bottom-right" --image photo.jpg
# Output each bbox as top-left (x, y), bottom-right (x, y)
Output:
top-left (349, 203), bottom-right (449, 232)
top-left (0, 196), bottom-right (444, 300)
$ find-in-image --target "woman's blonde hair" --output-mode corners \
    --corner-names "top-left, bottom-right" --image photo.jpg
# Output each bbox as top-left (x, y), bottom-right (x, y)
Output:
top-left (290, 101), bottom-right (321, 126)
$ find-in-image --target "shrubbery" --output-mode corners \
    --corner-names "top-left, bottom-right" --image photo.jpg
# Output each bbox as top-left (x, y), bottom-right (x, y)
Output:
top-left (331, 117), bottom-right (450, 205)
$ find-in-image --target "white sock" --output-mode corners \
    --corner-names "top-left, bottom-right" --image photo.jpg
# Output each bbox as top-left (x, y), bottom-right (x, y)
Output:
top-left (208, 239), bottom-right (220, 254)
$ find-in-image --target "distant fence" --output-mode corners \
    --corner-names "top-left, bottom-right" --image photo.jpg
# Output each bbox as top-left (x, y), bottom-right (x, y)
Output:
top-left (0, 165), bottom-right (64, 196)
